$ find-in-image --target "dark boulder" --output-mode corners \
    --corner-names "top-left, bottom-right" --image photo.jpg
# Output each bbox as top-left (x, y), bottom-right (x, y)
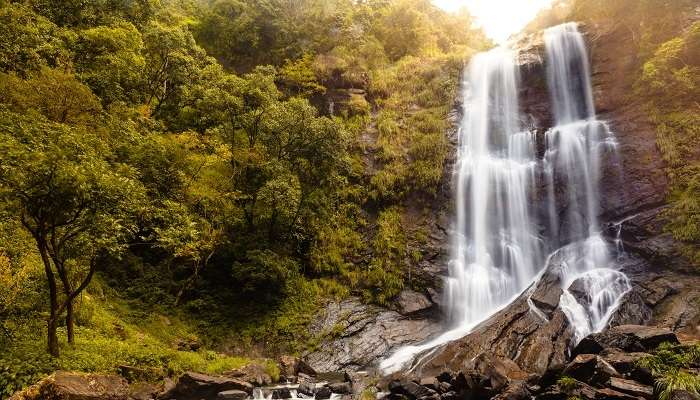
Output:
top-left (316, 386), bottom-right (332, 400)
top-left (601, 351), bottom-right (654, 385)
top-left (562, 354), bottom-right (621, 387)
top-left (606, 377), bottom-right (653, 399)
top-left (271, 388), bottom-right (292, 399)
top-left (389, 381), bottom-right (436, 400)
top-left (573, 325), bottom-right (679, 356)
top-left (329, 382), bottom-right (352, 394)
top-left (298, 382), bottom-right (315, 396)
top-left (159, 372), bottom-right (253, 400)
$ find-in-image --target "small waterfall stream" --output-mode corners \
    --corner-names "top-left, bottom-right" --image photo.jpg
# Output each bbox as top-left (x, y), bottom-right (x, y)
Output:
top-left (381, 22), bottom-right (629, 373)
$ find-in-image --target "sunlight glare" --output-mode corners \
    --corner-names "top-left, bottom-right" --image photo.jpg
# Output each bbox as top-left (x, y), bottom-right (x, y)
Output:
top-left (433, 0), bottom-right (556, 43)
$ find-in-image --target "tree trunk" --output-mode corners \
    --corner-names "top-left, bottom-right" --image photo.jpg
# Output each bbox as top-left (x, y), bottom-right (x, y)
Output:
top-left (37, 242), bottom-right (60, 357)
top-left (66, 300), bottom-right (75, 344)
top-left (47, 316), bottom-right (59, 357)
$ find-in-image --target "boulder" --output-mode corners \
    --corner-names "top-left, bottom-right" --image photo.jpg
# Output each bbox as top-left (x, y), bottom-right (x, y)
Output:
top-left (573, 325), bottom-right (679, 356)
top-left (669, 390), bottom-right (700, 400)
top-left (388, 381), bottom-right (436, 400)
top-left (271, 388), bottom-right (292, 399)
top-left (217, 390), bottom-right (249, 400)
top-left (226, 364), bottom-right (272, 386)
top-left (606, 377), bottom-right (653, 399)
top-left (537, 380), bottom-right (597, 400)
top-left (10, 371), bottom-right (130, 400)
top-left (298, 383), bottom-right (315, 396)
top-left (396, 290), bottom-right (433, 314)
top-left (329, 382), bottom-right (352, 394)
top-left (33, 371), bottom-right (129, 400)
top-left (594, 388), bottom-right (644, 400)
top-left (562, 354), bottom-right (621, 387)
top-left (315, 386), bottom-right (332, 400)
top-left (344, 370), bottom-right (372, 394)
top-left (601, 351), bottom-right (654, 385)
top-left (418, 377), bottom-right (439, 392)
top-left (491, 381), bottom-right (530, 400)
top-left (529, 270), bottom-right (563, 316)
top-left (159, 372), bottom-right (253, 400)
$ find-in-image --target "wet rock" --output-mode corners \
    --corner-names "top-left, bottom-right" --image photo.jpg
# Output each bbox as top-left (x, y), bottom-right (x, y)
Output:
top-left (606, 377), bottom-right (653, 399)
top-left (304, 298), bottom-right (441, 372)
top-left (316, 386), bottom-right (332, 400)
top-left (529, 270), bottom-right (563, 316)
top-left (271, 388), bottom-right (292, 399)
top-left (344, 370), bottom-right (372, 394)
top-left (329, 382), bottom-right (352, 394)
top-left (397, 290), bottom-right (433, 315)
top-left (297, 373), bottom-right (315, 385)
top-left (562, 354), bottom-right (621, 386)
top-left (573, 325), bottom-right (679, 356)
top-left (389, 381), bottom-right (436, 400)
top-left (217, 390), bottom-right (249, 400)
top-left (298, 382), bottom-right (315, 397)
top-left (226, 364), bottom-right (272, 386)
top-left (607, 290), bottom-right (653, 327)
top-left (159, 372), bottom-right (253, 400)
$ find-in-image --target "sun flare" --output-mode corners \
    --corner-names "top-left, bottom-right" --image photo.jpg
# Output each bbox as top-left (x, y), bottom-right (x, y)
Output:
top-left (433, 0), bottom-right (556, 43)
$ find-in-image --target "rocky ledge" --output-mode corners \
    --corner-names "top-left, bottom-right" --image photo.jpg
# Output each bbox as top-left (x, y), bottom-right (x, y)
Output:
top-left (382, 325), bottom-right (699, 400)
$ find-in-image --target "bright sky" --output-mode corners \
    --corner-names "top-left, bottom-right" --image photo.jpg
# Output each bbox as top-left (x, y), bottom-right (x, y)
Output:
top-left (433, 0), bottom-right (556, 43)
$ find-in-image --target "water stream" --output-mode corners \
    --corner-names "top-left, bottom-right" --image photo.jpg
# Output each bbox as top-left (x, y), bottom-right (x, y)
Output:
top-left (380, 22), bottom-right (629, 373)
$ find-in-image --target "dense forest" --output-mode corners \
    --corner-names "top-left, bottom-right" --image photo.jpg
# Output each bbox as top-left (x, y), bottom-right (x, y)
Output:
top-left (1, 0), bottom-right (699, 399)
top-left (0, 0), bottom-right (489, 395)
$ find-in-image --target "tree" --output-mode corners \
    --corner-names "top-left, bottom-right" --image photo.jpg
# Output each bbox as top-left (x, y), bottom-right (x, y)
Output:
top-left (0, 111), bottom-right (144, 356)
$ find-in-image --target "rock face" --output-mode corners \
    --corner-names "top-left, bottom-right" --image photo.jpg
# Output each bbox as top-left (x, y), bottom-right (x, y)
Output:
top-left (10, 371), bottom-right (129, 400)
top-left (304, 298), bottom-right (442, 372)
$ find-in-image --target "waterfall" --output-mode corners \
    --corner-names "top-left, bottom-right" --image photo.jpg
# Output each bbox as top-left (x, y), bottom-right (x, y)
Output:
top-left (380, 22), bottom-right (629, 373)
top-left (543, 22), bottom-right (630, 343)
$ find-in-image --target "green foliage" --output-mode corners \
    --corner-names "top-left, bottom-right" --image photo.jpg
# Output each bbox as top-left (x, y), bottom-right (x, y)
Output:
top-left (557, 376), bottom-right (579, 392)
top-left (635, 21), bottom-right (700, 266)
top-left (0, 0), bottom-right (489, 386)
top-left (637, 343), bottom-right (700, 400)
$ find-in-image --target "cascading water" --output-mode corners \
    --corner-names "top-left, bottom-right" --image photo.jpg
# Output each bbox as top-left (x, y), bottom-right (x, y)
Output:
top-left (380, 22), bottom-right (629, 374)
top-left (381, 47), bottom-right (545, 374)
top-left (543, 22), bottom-right (630, 344)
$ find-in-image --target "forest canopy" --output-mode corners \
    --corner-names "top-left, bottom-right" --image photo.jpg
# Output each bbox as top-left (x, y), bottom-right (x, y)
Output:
top-left (0, 0), bottom-right (488, 394)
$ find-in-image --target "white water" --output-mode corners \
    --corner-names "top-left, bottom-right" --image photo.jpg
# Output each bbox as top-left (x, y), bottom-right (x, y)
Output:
top-left (380, 23), bottom-right (629, 374)
top-left (543, 22), bottom-right (630, 344)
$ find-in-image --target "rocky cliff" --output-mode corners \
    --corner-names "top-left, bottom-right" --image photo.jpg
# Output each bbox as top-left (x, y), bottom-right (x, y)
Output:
top-left (304, 19), bottom-right (700, 376)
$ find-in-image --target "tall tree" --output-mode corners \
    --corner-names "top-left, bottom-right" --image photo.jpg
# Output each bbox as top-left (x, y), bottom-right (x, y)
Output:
top-left (0, 111), bottom-right (144, 356)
